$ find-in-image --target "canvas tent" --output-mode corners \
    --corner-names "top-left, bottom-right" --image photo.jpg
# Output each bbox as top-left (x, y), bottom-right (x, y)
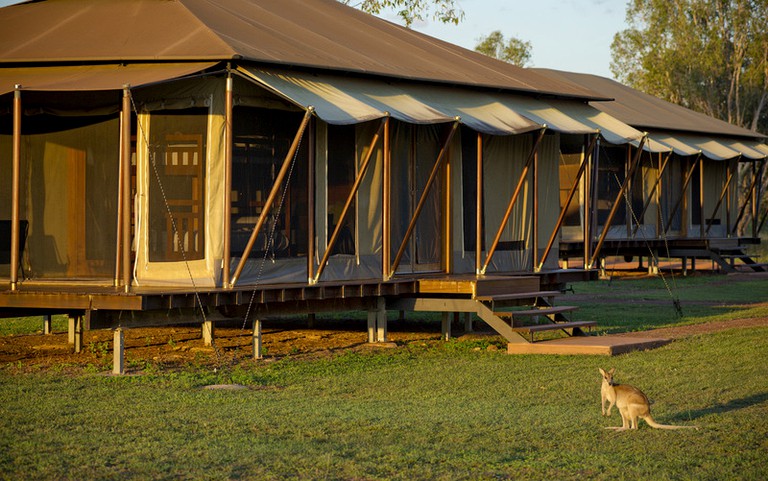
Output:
top-left (534, 69), bottom-right (767, 271)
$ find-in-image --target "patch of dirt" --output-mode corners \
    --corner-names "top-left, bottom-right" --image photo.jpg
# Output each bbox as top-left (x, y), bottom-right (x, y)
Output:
top-left (1, 273), bottom-right (766, 373)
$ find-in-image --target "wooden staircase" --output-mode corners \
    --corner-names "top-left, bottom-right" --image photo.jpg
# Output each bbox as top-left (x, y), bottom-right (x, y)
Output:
top-left (474, 289), bottom-right (594, 345)
top-left (710, 245), bottom-right (766, 272)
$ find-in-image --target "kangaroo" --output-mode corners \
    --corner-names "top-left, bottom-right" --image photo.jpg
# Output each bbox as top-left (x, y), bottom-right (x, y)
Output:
top-left (599, 368), bottom-right (698, 430)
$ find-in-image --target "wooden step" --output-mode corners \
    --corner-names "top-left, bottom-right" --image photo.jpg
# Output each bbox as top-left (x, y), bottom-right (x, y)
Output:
top-left (507, 305), bottom-right (579, 317)
top-left (511, 320), bottom-right (597, 342)
top-left (475, 290), bottom-right (562, 302)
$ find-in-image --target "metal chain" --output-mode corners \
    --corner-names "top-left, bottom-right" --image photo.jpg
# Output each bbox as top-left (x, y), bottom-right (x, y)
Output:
top-left (241, 127), bottom-right (304, 332)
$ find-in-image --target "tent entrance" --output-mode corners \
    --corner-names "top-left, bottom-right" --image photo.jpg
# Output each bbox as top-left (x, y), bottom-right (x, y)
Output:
top-left (391, 123), bottom-right (445, 275)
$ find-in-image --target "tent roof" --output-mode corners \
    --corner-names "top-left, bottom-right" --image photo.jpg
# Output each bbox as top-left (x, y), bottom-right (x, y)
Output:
top-left (533, 68), bottom-right (764, 140)
top-left (0, 0), bottom-right (604, 101)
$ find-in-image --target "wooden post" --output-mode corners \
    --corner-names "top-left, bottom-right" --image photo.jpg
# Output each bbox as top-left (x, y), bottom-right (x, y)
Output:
top-left (532, 142), bottom-right (539, 271)
top-left (699, 157), bottom-right (705, 238)
top-left (202, 320), bottom-right (214, 347)
top-left (10, 86), bottom-right (22, 291)
top-left (382, 117), bottom-right (391, 280)
top-left (121, 86), bottom-right (132, 292)
top-left (252, 319), bottom-right (263, 360)
top-left (464, 312), bottom-right (473, 333)
top-left (114, 110), bottom-right (125, 288)
top-left (230, 107), bottom-right (313, 287)
top-left (113, 328), bottom-right (125, 375)
top-left (476, 132), bottom-right (483, 275)
top-left (441, 312), bottom-right (451, 341)
top-left (376, 297), bottom-right (387, 342)
top-left (307, 117), bottom-right (316, 284)
top-left (73, 315), bottom-right (83, 354)
top-left (366, 297), bottom-right (387, 342)
top-left (223, 73), bottom-right (234, 287)
top-left (43, 315), bottom-right (52, 335)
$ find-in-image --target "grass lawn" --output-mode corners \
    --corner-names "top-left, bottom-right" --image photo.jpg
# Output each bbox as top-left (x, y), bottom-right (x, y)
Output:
top-left (1, 274), bottom-right (767, 480)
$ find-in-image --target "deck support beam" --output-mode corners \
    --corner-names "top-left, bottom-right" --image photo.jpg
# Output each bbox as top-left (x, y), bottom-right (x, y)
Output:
top-left (252, 319), bottom-right (263, 360)
top-left (113, 328), bottom-right (125, 375)
top-left (367, 297), bottom-right (387, 343)
top-left (69, 315), bottom-right (83, 353)
top-left (441, 312), bottom-right (451, 340)
top-left (43, 315), bottom-right (52, 335)
top-left (202, 320), bottom-right (214, 347)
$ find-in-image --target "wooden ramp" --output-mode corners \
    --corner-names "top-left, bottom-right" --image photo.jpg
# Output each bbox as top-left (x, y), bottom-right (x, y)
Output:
top-left (507, 335), bottom-right (672, 356)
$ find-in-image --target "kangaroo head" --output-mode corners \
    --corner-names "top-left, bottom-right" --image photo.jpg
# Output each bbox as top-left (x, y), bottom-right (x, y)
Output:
top-left (599, 367), bottom-right (617, 385)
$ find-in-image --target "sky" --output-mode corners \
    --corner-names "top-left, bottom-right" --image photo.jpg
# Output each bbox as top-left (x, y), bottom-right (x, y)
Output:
top-left (0, 0), bottom-right (629, 78)
top-left (400, 0), bottom-right (629, 78)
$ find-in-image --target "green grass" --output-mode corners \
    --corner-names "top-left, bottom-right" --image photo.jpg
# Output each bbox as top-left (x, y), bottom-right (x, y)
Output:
top-left (1, 274), bottom-right (767, 480)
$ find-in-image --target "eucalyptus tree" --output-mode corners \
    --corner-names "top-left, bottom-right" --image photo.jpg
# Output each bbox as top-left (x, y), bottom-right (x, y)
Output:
top-left (342, 0), bottom-right (464, 27)
top-left (475, 30), bottom-right (533, 67)
top-left (611, 0), bottom-right (768, 234)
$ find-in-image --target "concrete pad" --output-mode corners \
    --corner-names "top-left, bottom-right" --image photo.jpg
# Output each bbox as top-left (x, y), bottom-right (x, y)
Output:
top-left (507, 335), bottom-right (671, 356)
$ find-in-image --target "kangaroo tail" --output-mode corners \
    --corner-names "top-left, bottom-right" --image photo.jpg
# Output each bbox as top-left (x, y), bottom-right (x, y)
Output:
top-left (644, 416), bottom-right (698, 430)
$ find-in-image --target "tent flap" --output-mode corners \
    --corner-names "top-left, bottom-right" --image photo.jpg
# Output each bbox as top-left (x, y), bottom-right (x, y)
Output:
top-left (1, 63), bottom-right (217, 95)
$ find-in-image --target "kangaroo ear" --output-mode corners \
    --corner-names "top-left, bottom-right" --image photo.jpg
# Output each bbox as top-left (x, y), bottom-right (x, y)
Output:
top-left (599, 368), bottom-right (606, 376)
top-left (609, 367), bottom-right (616, 375)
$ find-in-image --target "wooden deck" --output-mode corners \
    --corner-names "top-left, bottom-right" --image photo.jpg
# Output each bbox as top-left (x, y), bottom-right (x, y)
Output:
top-left (507, 335), bottom-right (672, 356)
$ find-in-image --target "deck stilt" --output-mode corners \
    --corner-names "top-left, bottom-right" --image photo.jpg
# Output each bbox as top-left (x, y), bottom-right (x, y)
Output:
top-left (202, 320), bottom-right (214, 347)
top-left (252, 319), bottom-right (262, 360)
top-left (113, 328), bottom-right (124, 375)
top-left (367, 297), bottom-right (387, 343)
top-left (43, 315), bottom-right (51, 335)
top-left (441, 312), bottom-right (451, 340)
top-left (73, 315), bottom-right (83, 354)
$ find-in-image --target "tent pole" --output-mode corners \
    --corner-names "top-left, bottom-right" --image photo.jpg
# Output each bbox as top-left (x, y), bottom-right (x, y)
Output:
top-left (538, 134), bottom-right (597, 271)
top-left (481, 127), bottom-right (546, 275)
top-left (705, 157), bottom-right (738, 236)
top-left (584, 137), bottom-right (597, 269)
top-left (753, 160), bottom-right (765, 237)
top-left (307, 117), bottom-right (316, 284)
top-left (476, 132), bottom-right (483, 275)
top-left (444, 131), bottom-right (452, 275)
top-left (223, 72), bottom-right (234, 288)
top-left (120, 86), bottom-right (132, 293)
top-left (632, 151), bottom-right (672, 237)
top-left (699, 157), bottom-right (706, 238)
top-left (313, 118), bottom-right (385, 284)
top-left (390, 119), bottom-right (459, 278)
top-left (382, 117), bottom-right (391, 280)
top-left (230, 107), bottom-right (313, 288)
top-left (589, 135), bottom-right (647, 269)
top-left (532, 139), bottom-right (539, 271)
top-left (114, 109), bottom-right (126, 287)
top-left (10, 86), bottom-right (21, 291)
top-left (663, 153), bottom-right (701, 236)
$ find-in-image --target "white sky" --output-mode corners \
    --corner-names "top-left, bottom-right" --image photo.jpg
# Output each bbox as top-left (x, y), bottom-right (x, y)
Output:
top-left (0, 0), bottom-right (629, 78)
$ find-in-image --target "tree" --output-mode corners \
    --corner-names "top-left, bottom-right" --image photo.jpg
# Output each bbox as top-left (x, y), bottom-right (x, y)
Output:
top-left (474, 30), bottom-right (533, 67)
top-left (342, 0), bottom-right (464, 27)
top-left (611, 0), bottom-right (768, 235)
top-left (611, 0), bottom-right (768, 132)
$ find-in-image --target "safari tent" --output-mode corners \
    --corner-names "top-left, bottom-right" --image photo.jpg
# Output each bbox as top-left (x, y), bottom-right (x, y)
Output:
top-left (534, 69), bottom-right (767, 273)
top-left (1, 0), bottom-right (763, 361)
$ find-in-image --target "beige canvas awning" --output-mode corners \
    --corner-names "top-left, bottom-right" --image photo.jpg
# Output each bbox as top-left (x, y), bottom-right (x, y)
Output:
top-left (238, 66), bottom-right (651, 140)
top-left (0, 63), bottom-right (216, 95)
top-left (238, 66), bottom-right (544, 135)
top-left (651, 133), bottom-right (742, 160)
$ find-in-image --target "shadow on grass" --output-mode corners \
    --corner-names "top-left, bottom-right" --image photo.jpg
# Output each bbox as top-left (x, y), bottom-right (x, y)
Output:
top-left (671, 392), bottom-right (768, 422)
